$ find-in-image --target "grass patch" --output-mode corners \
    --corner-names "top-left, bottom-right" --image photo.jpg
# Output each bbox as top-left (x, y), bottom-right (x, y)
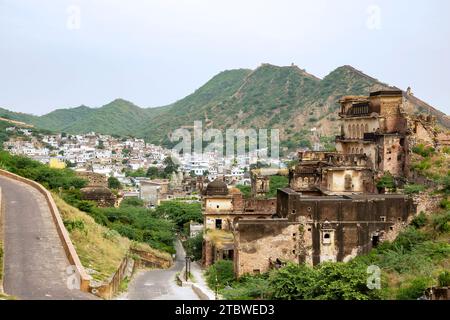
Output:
top-left (130, 241), bottom-right (172, 261)
top-left (53, 193), bottom-right (130, 282)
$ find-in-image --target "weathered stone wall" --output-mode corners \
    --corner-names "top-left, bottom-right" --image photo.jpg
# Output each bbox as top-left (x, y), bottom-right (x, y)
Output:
top-left (234, 220), bottom-right (299, 276)
top-left (273, 191), bottom-right (416, 266)
top-left (76, 172), bottom-right (107, 187)
top-left (89, 256), bottom-right (134, 299)
top-left (243, 198), bottom-right (276, 215)
top-left (130, 248), bottom-right (172, 269)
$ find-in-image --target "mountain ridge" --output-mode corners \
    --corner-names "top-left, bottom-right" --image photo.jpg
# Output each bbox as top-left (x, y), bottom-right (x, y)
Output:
top-left (1, 64), bottom-right (448, 149)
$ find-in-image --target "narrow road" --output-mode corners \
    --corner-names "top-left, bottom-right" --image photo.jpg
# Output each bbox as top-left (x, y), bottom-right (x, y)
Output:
top-left (0, 176), bottom-right (96, 300)
top-left (118, 240), bottom-right (199, 300)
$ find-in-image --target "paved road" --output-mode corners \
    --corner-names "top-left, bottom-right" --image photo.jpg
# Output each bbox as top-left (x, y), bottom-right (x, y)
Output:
top-left (0, 176), bottom-right (96, 300)
top-left (118, 240), bottom-right (199, 300)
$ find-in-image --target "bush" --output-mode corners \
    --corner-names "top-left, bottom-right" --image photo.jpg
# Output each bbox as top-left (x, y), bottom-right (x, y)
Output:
top-left (184, 233), bottom-right (203, 261)
top-left (393, 227), bottom-right (430, 251)
top-left (404, 184), bottom-right (426, 195)
top-left (267, 261), bottom-right (381, 300)
top-left (440, 198), bottom-right (450, 210)
top-left (412, 144), bottom-right (435, 158)
top-left (269, 263), bottom-right (317, 300)
top-left (411, 212), bottom-right (428, 229)
top-left (64, 219), bottom-right (86, 233)
top-left (377, 173), bottom-right (396, 191)
top-left (221, 275), bottom-right (270, 300)
top-left (206, 260), bottom-right (234, 290)
top-left (396, 277), bottom-right (431, 300)
top-left (236, 185), bottom-right (251, 199)
top-left (120, 197), bottom-right (144, 208)
top-left (431, 211), bottom-right (450, 233)
top-left (438, 271), bottom-right (450, 287)
top-left (108, 176), bottom-right (122, 189)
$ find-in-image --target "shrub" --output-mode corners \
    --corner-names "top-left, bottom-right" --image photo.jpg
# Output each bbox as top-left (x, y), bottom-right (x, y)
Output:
top-left (184, 233), bottom-right (203, 261)
top-left (412, 144), bottom-right (435, 158)
top-left (64, 219), bottom-right (85, 233)
top-left (431, 211), bottom-right (450, 233)
top-left (377, 173), bottom-right (396, 190)
top-left (411, 212), bottom-right (428, 229)
top-left (120, 197), bottom-right (144, 208)
top-left (440, 198), bottom-right (450, 210)
top-left (268, 263), bottom-right (317, 300)
top-left (107, 176), bottom-right (122, 190)
top-left (236, 185), bottom-right (251, 199)
top-left (438, 271), bottom-right (450, 287)
top-left (404, 184), bottom-right (426, 195)
top-left (393, 227), bottom-right (429, 251)
top-left (206, 260), bottom-right (234, 290)
top-left (221, 275), bottom-right (270, 300)
top-left (396, 277), bottom-right (431, 300)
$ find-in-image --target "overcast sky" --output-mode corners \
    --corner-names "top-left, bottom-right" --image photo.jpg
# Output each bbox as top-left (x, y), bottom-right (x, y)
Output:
top-left (1, 0), bottom-right (449, 115)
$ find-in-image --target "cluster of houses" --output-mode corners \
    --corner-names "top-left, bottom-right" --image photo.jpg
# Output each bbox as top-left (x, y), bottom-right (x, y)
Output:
top-left (2, 129), bottom-right (288, 207)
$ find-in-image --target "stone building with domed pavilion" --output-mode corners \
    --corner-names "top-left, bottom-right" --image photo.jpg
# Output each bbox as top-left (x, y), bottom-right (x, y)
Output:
top-left (201, 177), bottom-right (277, 267)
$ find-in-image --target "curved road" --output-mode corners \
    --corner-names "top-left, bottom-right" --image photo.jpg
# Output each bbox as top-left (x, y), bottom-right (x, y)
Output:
top-left (0, 175), bottom-right (95, 300)
top-left (118, 240), bottom-right (199, 300)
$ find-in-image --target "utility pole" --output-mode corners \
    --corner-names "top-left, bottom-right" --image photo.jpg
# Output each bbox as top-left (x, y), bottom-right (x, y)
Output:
top-left (184, 256), bottom-right (189, 281)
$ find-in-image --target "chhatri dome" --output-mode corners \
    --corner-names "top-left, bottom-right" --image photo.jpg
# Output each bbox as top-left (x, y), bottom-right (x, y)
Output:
top-left (205, 178), bottom-right (228, 196)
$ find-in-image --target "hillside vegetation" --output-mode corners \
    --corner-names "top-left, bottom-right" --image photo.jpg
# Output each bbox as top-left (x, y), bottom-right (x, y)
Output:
top-left (53, 194), bottom-right (130, 282)
top-left (2, 64), bottom-right (448, 151)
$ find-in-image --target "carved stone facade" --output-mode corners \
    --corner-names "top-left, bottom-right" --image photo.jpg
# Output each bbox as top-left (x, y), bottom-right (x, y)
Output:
top-left (228, 90), bottom-right (439, 277)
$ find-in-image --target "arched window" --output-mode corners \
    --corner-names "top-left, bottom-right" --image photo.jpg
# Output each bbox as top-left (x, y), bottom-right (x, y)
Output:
top-left (348, 124), bottom-right (351, 138)
top-left (360, 148), bottom-right (364, 155)
top-left (351, 124), bottom-right (356, 139)
top-left (365, 124), bottom-right (369, 134)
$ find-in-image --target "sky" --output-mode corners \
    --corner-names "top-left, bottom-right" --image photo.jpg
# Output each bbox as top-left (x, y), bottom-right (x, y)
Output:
top-left (1, 0), bottom-right (449, 115)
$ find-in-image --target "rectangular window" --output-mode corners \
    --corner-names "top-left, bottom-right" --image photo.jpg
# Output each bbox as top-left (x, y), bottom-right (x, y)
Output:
top-left (215, 219), bottom-right (222, 229)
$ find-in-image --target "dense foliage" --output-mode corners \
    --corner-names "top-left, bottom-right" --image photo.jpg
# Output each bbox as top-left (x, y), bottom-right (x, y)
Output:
top-left (267, 176), bottom-right (289, 198)
top-left (61, 189), bottom-right (177, 254)
top-left (235, 184), bottom-right (251, 199)
top-left (0, 151), bottom-right (87, 190)
top-left (376, 172), bottom-right (396, 191)
top-left (154, 201), bottom-right (202, 230)
top-left (184, 233), bottom-right (203, 261)
top-left (107, 176), bottom-right (122, 189)
top-left (205, 260), bottom-right (235, 290)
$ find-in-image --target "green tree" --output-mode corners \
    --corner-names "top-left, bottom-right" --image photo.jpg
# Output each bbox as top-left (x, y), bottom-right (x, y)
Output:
top-left (154, 201), bottom-right (202, 229)
top-left (269, 263), bottom-right (317, 300)
top-left (146, 166), bottom-right (160, 179)
top-left (163, 156), bottom-right (179, 178)
top-left (376, 172), bottom-right (396, 191)
top-left (108, 176), bottom-right (122, 189)
top-left (206, 260), bottom-right (235, 289)
top-left (184, 233), bottom-right (203, 261)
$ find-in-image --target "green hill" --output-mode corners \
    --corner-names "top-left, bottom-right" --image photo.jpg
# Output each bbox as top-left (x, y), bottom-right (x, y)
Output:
top-left (1, 64), bottom-right (448, 149)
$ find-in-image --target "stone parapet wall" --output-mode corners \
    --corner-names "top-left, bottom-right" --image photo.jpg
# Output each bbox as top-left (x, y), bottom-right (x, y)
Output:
top-left (131, 248), bottom-right (172, 269)
top-left (89, 256), bottom-right (134, 299)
